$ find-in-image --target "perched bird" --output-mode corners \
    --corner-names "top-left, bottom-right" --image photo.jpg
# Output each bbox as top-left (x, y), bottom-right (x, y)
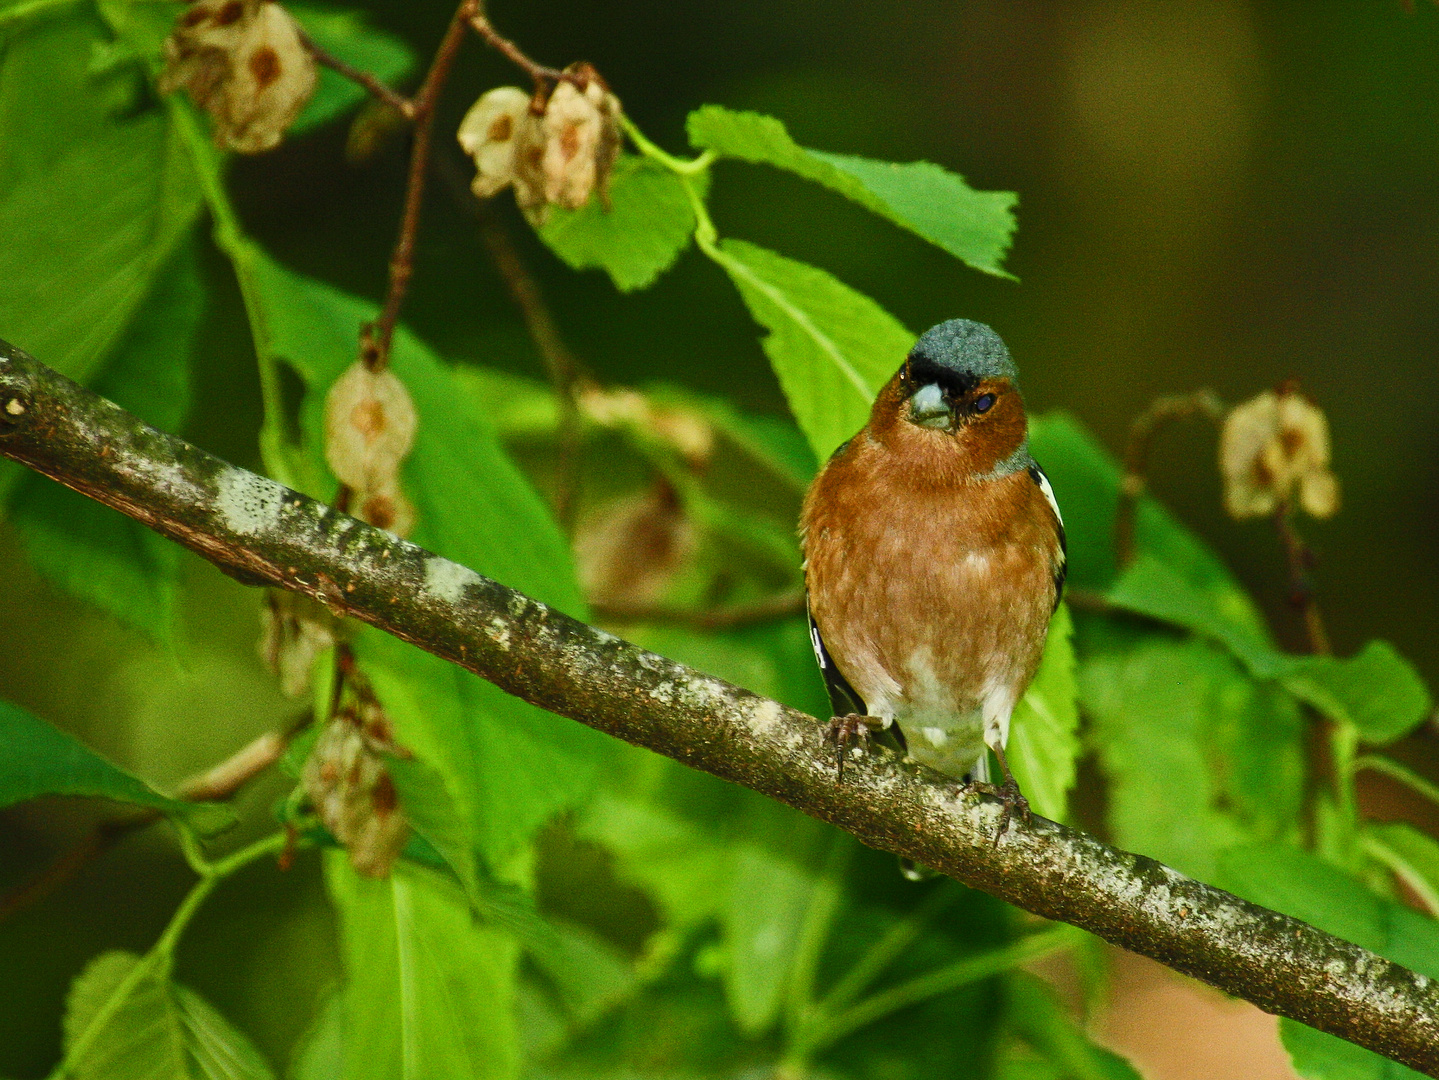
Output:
top-left (800, 319), bottom-right (1065, 829)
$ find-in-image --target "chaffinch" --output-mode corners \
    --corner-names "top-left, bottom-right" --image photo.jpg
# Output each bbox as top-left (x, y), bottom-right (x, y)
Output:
top-left (801, 319), bottom-right (1066, 829)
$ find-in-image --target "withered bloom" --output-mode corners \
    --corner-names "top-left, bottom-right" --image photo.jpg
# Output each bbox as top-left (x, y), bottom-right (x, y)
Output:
top-left (1220, 385), bottom-right (1340, 520)
top-left (160, 0), bottom-right (317, 154)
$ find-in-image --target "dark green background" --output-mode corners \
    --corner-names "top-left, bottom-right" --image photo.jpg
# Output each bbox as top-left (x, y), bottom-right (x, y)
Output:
top-left (3, 1), bottom-right (1437, 1074)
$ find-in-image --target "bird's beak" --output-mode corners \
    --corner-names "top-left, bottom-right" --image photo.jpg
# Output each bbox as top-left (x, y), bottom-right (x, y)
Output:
top-left (909, 383), bottom-right (951, 429)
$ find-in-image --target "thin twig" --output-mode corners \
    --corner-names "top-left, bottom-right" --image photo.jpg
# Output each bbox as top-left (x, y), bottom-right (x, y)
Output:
top-left (1114, 389), bottom-right (1224, 569)
top-left (1275, 501), bottom-right (1332, 656)
top-left (467, 7), bottom-right (588, 92)
top-left (362, 0), bottom-right (477, 372)
top-left (298, 30), bottom-right (416, 120)
top-left (591, 588), bottom-right (805, 630)
top-left (0, 714), bottom-right (309, 923)
top-left (9, 343), bottom-right (1439, 1075)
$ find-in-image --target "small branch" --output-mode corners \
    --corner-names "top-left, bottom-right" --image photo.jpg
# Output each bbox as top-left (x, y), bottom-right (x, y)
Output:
top-left (362, 0), bottom-right (476, 372)
top-left (0, 716), bottom-right (307, 923)
top-left (299, 30), bottom-right (416, 120)
top-left (1275, 502), bottom-right (1332, 656)
top-left (467, 7), bottom-right (587, 92)
top-left (4, 340), bottom-right (1439, 1076)
top-left (591, 588), bottom-right (805, 630)
top-left (1114, 389), bottom-right (1224, 569)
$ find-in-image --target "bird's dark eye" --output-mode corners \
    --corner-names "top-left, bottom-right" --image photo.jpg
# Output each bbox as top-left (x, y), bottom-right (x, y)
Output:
top-left (974, 393), bottom-right (996, 414)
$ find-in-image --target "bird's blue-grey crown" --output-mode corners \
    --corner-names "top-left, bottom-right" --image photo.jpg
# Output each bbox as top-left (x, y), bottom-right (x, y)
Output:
top-left (906, 319), bottom-right (1018, 395)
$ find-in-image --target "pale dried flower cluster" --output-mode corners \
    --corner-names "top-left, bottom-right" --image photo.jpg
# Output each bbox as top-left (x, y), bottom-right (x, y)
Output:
top-left (324, 361), bottom-right (418, 536)
top-left (1220, 386), bottom-right (1340, 520)
top-left (457, 64), bottom-right (622, 224)
top-left (579, 386), bottom-right (715, 469)
top-left (258, 591), bottom-right (337, 698)
top-left (302, 689), bottom-right (410, 878)
top-left (575, 483), bottom-right (698, 608)
top-left (160, 0), bottom-right (317, 154)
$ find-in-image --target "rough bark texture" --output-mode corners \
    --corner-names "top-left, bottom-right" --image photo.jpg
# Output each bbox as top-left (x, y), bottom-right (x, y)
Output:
top-left (2, 338), bottom-right (1437, 1075)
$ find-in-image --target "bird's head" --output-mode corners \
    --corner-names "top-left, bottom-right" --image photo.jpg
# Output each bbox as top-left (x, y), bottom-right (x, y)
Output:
top-left (868, 319), bottom-right (1031, 479)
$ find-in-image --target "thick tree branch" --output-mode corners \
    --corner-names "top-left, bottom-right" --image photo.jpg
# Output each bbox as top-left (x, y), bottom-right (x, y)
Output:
top-left (1, 339), bottom-right (1437, 1076)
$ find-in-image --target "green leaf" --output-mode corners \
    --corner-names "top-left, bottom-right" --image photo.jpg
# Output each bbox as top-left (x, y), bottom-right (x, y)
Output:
top-left (1107, 554), bottom-right (1276, 674)
top-left (325, 856), bottom-right (521, 1080)
top-left (8, 234), bottom-right (203, 638)
top-left (363, 632), bottom-right (611, 868)
top-left (0, 103), bottom-right (199, 388)
top-left (390, 758), bottom-right (634, 1026)
top-left (721, 799), bottom-right (832, 1035)
top-left (1006, 972), bottom-right (1144, 1080)
top-left (705, 237), bottom-right (912, 460)
top-left (1281, 1021), bottom-right (1425, 1080)
top-left (289, 3), bottom-right (416, 134)
top-left (1078, 634), bottom-right (1249, 880)
top-left (64, 950), bottom-right (277, 1080)
top-left (538, 156), bottom-right (705, 292)
top-left (687, 105), bottom-right (1017, 277)
top-left (1028, 413), bottom-right (1268, 617)
top-left (0, 699), bottom-right (222, 824)
top-left (1279, 643), bottom-right (1433, 745)
top-left (1007, 604), bottom-right (1079, 823)
top-left (1365, 822), bottom-right (1439, 916)
top-left (1106, 556), bottom-right (1431, 746)
top-left (288, 992), bottom-right (343, 1080)
top-left (64, 951), bottom-right (188, 1080)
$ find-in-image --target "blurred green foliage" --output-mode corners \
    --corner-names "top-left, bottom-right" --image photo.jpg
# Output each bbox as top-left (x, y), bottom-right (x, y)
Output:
top-left (1, 2), bottom-right (1438, 1080)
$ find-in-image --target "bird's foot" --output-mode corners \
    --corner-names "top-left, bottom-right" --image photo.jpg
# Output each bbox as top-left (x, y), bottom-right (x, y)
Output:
top-left (963, 776), bottom-right (1031, 844)
top-left (825, 713), bottom-right (883, 780)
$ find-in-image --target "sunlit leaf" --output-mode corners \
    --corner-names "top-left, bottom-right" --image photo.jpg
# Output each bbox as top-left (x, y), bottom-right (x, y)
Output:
top-left (706, 237), bottom-right (912, 460)
top-left (1078, 632), bottom-right (1249, 880)
top-left (1279, 644), bottom-right (1433, 746)
top-left (539, 156), bottom-right (705, 292)
top-left (1007, 604), bottom-right (1079, 823)
top-left (325, 856), bottom-right (520, 1080)
top-left (687, 105), bottom-right (1017, 276)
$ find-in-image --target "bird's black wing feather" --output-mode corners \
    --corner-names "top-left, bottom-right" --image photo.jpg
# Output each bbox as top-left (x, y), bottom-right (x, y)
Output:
top-left (806, 596), bottom-right (866, 718)
top-left (1029, 462), bottom-right (1067, 612)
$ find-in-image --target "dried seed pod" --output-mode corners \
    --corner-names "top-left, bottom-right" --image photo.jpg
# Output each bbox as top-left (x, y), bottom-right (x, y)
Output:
top-left (323, 360), bottom-right (418, 493)
top-left (457, 86), bottom-right (532, 198)
top-left (356, 482), bottom-right (416, 539)
top-left (160, 0), bottom-right (317, 154)
top-left (512, 64), bottom-right (622, 224)
top-left (1220, 385), bottom-right (1340, 520)
top-left (303, 693), bottom-right (410, 878)
top-left (574, 481), bottom-right (696, 607)
top-left (258, 591), bottom-right (338, 698)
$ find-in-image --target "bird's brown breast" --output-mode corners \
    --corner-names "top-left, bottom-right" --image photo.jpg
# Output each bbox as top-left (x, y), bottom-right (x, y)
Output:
top-left (802, 436), bottom-right (1061, 719)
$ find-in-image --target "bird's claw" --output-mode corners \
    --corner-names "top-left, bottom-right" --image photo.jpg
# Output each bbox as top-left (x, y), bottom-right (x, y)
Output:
top-left (964, 777), bottom-right (1031, 845)
top-left (825, 713), bottom-right (878, 780)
